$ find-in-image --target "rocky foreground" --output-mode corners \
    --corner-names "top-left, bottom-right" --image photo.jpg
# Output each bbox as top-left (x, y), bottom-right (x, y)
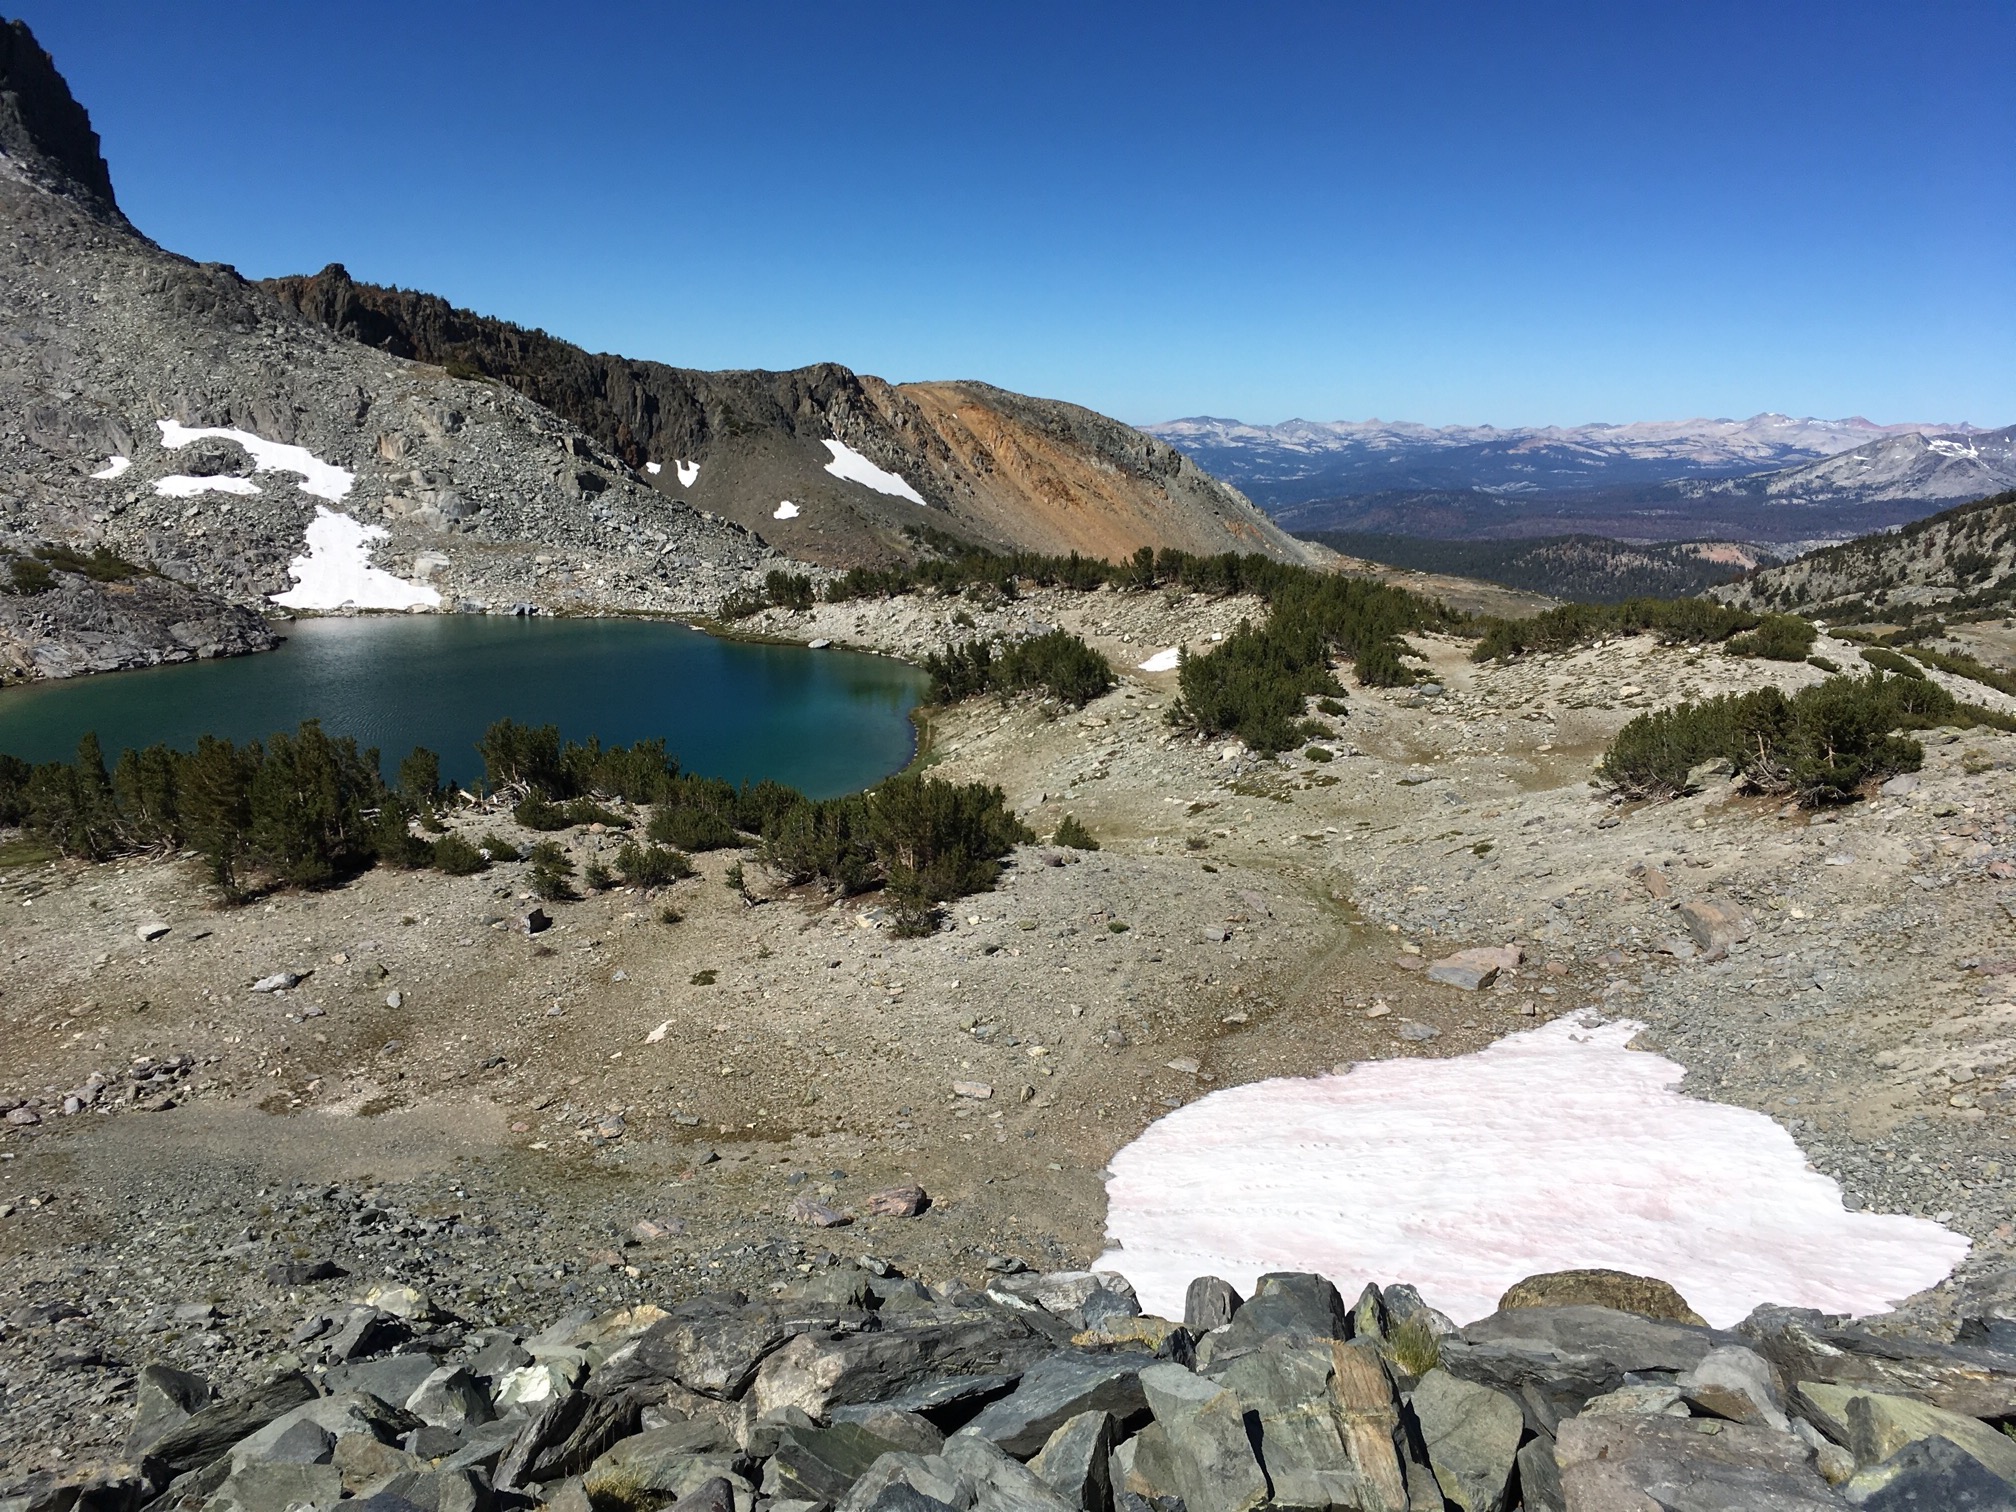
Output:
top-left (10, 1259), bottom-right (2016, 1512)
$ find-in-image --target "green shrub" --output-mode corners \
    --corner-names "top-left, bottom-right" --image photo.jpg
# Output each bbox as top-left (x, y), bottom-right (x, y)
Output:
top-left (4, 557), bottom-right (54, 595)
top-left (478, 832), bottom-right (522, 862)
top-left (1901, 644), bottom-right (2016, 698)
top-left (1808, 655), bottom-right (1841, 672)
top-left (28, 544), bottom-right (146, 584)
top-left (1174, 622), bottom-right (1343, 753)
top-left (614, 840), bottom-right (694, 886)
top-left (431, 831), bottom-right (490, 875)
top-left (649, 804), bottom-right (742, 852)
top-left (1053, 814), bottom-right (1099, 850)
top-left (0, 753), bottom-right (28, 826)
top-left (583, 861), bottom-right (614, 891)
top-left (925, 630), bottom-right (1114, 709)
top-left (764, 570), bottom-right (817, 611)
top-left (1316, 697), bottom-right (1348, 715)
top-left (923, 639), bottom-right (996, 704)
top-left (1473, 598), bottom-right (1760, 662)
top-left (995, 630), bottom-right (1114, 707)
top-left (762, 773), bottom-right (1031, 911)
top-left (1726, 614), bottom-right (1818, 661)
top-left (1859, 646), bottom-right (1925, 679)
top-left (479, 719), bottom-right (567, 796)
top-left (527, 840), bottom-right (577, 900)
top-left (1601, 672), bottom-right (1954, 806)
top-left (690, 969), bottom-right (717, 986)
top-left (1305, 745), bottom-right (1334, 762)
top-left (512, 796), bottom-right (574, 831)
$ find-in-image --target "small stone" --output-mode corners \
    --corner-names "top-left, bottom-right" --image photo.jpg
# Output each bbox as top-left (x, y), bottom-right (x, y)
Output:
top-left (386, 990), bottom-right (403, 1010)
top-left (953, 1081), bottom-right (994, 1100)
top-left (790, 1194), bottom-right (852, 1228)
top-left (137, 921), bottom-right (171, 941)
top-left (863, 1184), bottom-right (928, 1217)
top-left (1165, 1058), bottom-right (1201, 1075)
top-left (1398, 1021), bottom-right (1439, 1041)
top-left (522, 908), bottom-right (552, 935)
top-left (251, 972), bottom-right (302, 993)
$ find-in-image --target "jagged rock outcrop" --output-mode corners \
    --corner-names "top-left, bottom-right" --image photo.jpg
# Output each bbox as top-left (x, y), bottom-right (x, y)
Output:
top-left (0, 17), bottom-right (124, 225)
top-left (0, 563), bottom-right (276, 683)
top-left (0, 21), bottom-right (774, 682)
top-left (262, 266), bottom-right (1314, 570)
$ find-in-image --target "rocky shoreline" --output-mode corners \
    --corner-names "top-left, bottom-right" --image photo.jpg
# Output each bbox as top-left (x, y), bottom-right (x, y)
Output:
top-left (12, 1258), bottom-right (2016, 1512)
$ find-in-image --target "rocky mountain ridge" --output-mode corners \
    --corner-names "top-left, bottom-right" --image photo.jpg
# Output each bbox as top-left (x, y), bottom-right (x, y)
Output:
top-left (261, 267), bottom-right (1311, 572)
top-left (0, 20), bottom-right (1305, 685)
top-left (1718, 488), bottom-right (2016, 619)
top-left (1681, 426), bottom-right (2016, 514)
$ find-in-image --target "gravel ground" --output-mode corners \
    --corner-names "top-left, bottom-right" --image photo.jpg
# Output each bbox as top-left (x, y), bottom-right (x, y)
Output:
top-left (5, 599), bottom-right (2015, 1474)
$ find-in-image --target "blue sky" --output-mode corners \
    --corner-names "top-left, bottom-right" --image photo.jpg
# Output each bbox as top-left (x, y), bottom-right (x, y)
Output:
top-left (17, 0), bottom-right (2013, 427)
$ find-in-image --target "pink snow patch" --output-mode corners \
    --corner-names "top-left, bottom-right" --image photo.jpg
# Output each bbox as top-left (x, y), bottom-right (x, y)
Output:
top-left (1097, 1016), bottom-right (1967, 1327)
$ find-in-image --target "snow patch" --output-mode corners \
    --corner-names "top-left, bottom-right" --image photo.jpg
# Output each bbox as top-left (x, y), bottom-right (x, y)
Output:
top-left (676, 460), bottom-right (700, 488)
top-left (271, 506), bottom-right (442, 612)
top-left (773, 501), bottom-right (801, 520)
top-left (156, 419), bottom-right (354, 501)
top-left (155, 474), bottom-right (261, 499)
top-left (1097, 1016), bottom-right (1966, 1328)
top-left (645, 462), bottom-right (662, 476)
top-left (821, 440), bottom-right (925, 504)
top-left (91, 456), bottom-right (131, 480)
top-left (1138, 647), bottom-right (1181, 673)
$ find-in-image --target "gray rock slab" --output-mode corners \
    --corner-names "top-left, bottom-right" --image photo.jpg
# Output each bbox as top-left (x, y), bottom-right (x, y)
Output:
top-left (836, 1452), bottom-right (977, 1512)
top-left (1410, 1368), bottom-right (1522, 1512)
top-left (943, 1432), bottom-right (1079, 1512)
top-left (124, 1363), bottom-right (213, 1459)
top-left (1442, 1305), bottom-right (1729, 1417)
top-left (1136, 1364), bottom-right (1268, 1512)
top-left (753, 1317), bottom-right (1052, 1420)
top-left (1515, 1437), bottom-right (1564, 1512)
top-left (1028, 1411), bottom-right (1117, 1512)
top-left (1555, 1413), bottom-right (1843, 1510)
top-left (1742, 1306), bottom-right (2016, 1421)
top-left (962, 1353), bottom-right (1154, 1457)
top-left (590, 1300), bottom-right (872, 1400)
top-left (323, 1354), bottom-right (443, 1408)
top-left (405, 1367), bottom-right (494, 1431)
top-left (1183, 1278), bottom-right (1243, 1333)
top-left (1211, 1345), bottom-right (1354, 1485)
top-left (207, 1462), bottom-right (344, 1512)
top-left (764, 1423), bottom-right (908, 1505)
top-left (831, 1375), bottom-right (1021, 1426)
top-left (1849, 1434), bottom-right (2016, 1510)
top-left (141, 1373), bottom-right (319, 1478)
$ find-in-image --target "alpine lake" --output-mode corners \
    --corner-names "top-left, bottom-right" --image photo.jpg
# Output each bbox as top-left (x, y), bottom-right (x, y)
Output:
top-left (0, 615), bottom-right (928, 796)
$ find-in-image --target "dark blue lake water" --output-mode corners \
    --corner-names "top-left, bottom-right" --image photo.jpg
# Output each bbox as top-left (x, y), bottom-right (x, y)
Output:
top-left (0, 617), bottom-right (926, 798)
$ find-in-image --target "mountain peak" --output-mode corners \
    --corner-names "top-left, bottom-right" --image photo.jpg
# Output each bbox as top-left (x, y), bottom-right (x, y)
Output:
top-left (0, 18), bottom-right (125, 224)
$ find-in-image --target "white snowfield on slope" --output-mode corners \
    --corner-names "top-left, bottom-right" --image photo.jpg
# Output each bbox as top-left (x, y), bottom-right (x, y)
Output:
top-left (1098, 1015), bottom-right (1967, 1328)
top-left (822, 439), bottom-right (925, 505)
top-left (153, 419), bottom-right (355, 502)
top-left (271, 506), bottom-right (441, 612)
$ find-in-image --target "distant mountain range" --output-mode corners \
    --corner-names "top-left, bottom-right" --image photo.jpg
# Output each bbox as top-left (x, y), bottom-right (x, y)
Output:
top-left (1143, 415), bottom-right (2016, 545)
